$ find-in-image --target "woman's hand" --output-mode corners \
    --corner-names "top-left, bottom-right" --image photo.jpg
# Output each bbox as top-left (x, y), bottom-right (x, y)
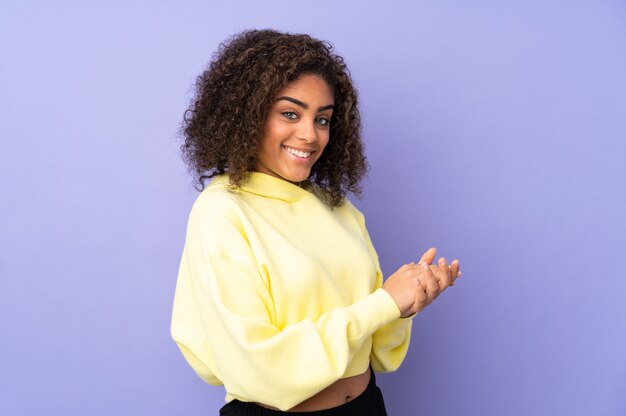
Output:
top-left (382, 247), bottom-right (461, 318)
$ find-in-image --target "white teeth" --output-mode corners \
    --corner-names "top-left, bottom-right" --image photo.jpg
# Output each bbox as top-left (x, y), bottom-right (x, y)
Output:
top-left (285, 146), bottom-right (311, 158)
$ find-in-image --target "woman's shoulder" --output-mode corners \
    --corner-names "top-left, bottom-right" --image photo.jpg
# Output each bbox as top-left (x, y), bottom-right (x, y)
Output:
top-left (184, 177), bottom-right (255, 259)
top-left (187, 175), bottom-right (247, 224)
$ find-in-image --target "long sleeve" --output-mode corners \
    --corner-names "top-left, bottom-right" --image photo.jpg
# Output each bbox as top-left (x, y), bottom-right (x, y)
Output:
top-left (359, 215), bottom-right (414, 373)
top-left (170, 193), bottom-right (403, 411)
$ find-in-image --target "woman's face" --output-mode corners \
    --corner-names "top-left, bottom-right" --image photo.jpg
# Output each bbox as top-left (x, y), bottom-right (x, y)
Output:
top-left (255, 73), bottom-right (334, 184)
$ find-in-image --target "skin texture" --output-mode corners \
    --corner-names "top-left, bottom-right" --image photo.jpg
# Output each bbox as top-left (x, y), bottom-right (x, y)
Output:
top-left (255, 74), bottom-right (334, 184)
top-left (382, 248), bottom-right (462, 318)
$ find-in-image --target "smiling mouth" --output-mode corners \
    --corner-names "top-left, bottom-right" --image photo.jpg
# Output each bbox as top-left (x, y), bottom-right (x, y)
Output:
top-left (283, 145), bottom-right (313, 158)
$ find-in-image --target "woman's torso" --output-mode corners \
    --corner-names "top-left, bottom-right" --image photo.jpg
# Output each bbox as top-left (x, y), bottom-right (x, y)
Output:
top-left (172, 173), bottom-right (400, 410)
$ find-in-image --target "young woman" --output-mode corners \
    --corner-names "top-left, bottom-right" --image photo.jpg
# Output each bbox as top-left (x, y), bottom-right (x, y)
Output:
top-left (171, 29), bottom-right (461, 415)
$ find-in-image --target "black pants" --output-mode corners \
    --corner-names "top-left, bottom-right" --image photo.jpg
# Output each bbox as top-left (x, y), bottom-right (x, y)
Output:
top-left (219, 367), bottom-right (388, 415)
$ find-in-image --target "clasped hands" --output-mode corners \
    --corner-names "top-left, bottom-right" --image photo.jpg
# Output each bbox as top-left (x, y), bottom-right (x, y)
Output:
top-left (383, 248), bottom-right (461, 318)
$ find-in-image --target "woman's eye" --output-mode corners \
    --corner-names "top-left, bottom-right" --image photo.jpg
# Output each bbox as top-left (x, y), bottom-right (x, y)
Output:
top-left (282, 111), bottom-right (298, 120)
top-left (316, 117), bottom-right (330, 126)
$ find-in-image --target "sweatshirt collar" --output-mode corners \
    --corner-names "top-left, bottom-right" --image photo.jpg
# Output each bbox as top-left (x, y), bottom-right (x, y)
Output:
top-left (210, 172), bottom-right (314, 203)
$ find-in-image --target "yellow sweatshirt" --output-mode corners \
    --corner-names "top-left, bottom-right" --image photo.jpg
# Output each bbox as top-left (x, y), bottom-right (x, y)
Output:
top-left (170, 172), bottom-right (412, 411)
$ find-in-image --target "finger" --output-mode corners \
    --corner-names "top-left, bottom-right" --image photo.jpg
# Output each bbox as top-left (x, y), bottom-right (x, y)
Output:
top-left (410, 280), bottom-right (428, 315)
top-left (415, 280), bottom-right (427, 303)
top-left (430, 259), bottom-right (448, 289)
top-left (428, 265), bottom-right (444, 284)
top-left (428, 264), bottom-right (439, 281)
top-left (420, 262), bottom-right (439, 303)
top-left (419, 247), bottom-right (437, 265)
top-left (450, 260), bottom-right (459, 278)
top-left (450, 260), bottom-right (460, 286)
top-left (437, 257), bottom-right (452, 290)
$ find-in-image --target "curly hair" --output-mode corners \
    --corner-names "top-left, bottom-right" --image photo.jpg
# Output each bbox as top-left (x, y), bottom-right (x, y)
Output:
top-left (181, 29), bottom-right (368, 207)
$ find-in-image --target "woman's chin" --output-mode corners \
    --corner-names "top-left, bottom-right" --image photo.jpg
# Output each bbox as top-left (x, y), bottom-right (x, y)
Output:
top-left (279, 169), bottom-right (312, 184)
top-left (255, 165), bottom-right (312, 184)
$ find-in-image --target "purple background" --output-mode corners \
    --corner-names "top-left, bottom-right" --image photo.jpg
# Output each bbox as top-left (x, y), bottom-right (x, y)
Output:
top-left (1, 1), bottom-right (625, 415)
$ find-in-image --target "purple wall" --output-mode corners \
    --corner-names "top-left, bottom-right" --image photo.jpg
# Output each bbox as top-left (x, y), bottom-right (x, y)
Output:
top-left (1, 1), bottom-right (624, 414)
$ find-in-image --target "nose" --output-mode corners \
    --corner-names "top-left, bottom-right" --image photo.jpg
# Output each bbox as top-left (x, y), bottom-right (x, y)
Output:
top-left (296, 119), bottom-right (318, 143)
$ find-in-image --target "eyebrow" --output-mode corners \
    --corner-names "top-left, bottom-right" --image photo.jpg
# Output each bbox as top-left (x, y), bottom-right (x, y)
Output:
top-left (276, 96), bottom-right (334, 112)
